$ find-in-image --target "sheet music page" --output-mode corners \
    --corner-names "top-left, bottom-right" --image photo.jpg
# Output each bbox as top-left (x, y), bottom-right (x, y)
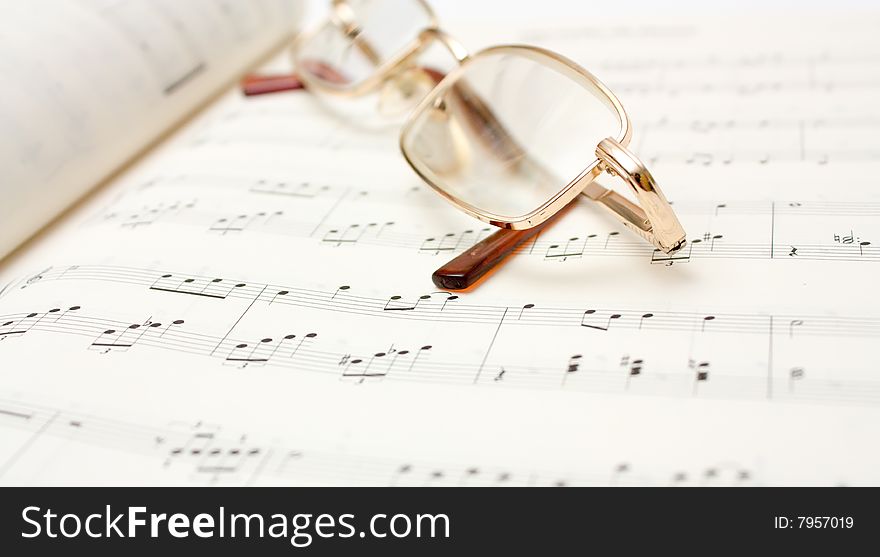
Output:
top-left (1, 12), bottom-right (879, 486)
top-left (0, 0), bottom-right (303, 259)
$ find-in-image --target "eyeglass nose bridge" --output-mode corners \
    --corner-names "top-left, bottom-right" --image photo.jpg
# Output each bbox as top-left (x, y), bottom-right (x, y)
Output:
top-left (331, 0), bottom-right (469, 81)
top-left (377, 27), bottom-right (470, 116)
top-left (418, 28), bottom-right (471, 64)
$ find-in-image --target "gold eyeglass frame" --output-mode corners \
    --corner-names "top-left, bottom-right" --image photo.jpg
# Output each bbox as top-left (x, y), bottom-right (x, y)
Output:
top-left (293, 0), bottom-right (687, 257)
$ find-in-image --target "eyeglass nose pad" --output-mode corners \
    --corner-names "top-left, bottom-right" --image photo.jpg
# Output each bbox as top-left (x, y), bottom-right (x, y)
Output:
top-left (377, 66), bottom-right (437, 118)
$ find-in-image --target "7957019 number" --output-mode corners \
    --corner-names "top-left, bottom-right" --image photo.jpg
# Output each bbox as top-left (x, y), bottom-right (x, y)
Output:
top-left (774, 516), bottom-right (853, 528)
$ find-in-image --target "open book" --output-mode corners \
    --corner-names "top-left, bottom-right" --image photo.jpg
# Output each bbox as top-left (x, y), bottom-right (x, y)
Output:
top-left (1, 3), bottom-right (879, 486)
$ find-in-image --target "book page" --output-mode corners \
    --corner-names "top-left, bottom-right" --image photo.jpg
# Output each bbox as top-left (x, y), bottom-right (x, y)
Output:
top-left (0, 0), bottom-right (303, 259)
top-left (0, 13), bottom-right (879, 486)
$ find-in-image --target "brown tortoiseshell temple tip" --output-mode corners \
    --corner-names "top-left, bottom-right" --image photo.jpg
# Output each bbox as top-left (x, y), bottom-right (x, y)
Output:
top-left (241, 73), bottom-right (304, 96)
top-left (432, 221), bottom-right (550, 290)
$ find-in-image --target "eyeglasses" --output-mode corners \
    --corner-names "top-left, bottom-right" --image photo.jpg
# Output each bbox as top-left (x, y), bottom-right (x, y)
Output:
top-left (292, 0), bottom-right (687, 289)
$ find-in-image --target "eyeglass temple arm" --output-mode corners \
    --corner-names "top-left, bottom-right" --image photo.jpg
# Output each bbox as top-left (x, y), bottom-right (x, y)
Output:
top-left (431, 178), bottom-right (677, 291)
top-left (433, 145), bottom-right (686, 290)
top-left (432, 203), bottom-right (572, 290)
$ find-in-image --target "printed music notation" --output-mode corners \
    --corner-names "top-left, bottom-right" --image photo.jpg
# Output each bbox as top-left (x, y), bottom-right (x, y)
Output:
top-left (95, 180), bottom-right (880, 265)
top-left (0, 398), bottom-right (761, 486)
top-left (127, 175), bottom-right (880, 218)
top-left (195, 119), bottom-right (880, 166)
top-left (4, 264), bottom-right (880, 405)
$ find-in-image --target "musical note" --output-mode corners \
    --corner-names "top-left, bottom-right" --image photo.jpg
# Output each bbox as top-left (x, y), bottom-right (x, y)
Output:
top-left (691, 360), bottom-right (710, 394)
top-left (89, 318), bottom-right (183, 354)
top-left (419, 229), bottom-right (484, 255)
top-left (389, 464), bottom-right (413, 487)
top-left (610, 463), bottom-right (630, 486)
top-left (603, 231), bottom-right (620, 249)
top-left (581, 309), bottom-right (622, 331)
top-left (149, 273), bottom-right (249, 300)
top-left (437, 292), bottom-right (459, 311)
top-left (249, 179), bottom-right (332, 198)
top-left (116, 200), bottom-right (196, 228)
top-left (21, 267), bottom-right (51, 289)
top-left (544, 236), bottom-right (589, 261)
top-left (331, 285), bottom-right (351, 299)
top-left (701, 315), bottom-right (716, 332)
top-left (322, 222), bottom-right (395, 247)
top-left (686, 152), bottom-right (714, 166)
top-left (208, 210), bottom-right (283, 234)
top-left (789, 367), bottom-right (805, 392)
top-left (224, 332), bottom-right (316, 368)
top-left (651, 240), bottom-right (694, 264)
top-left (268, 290), bottom-right (289, 304)
top-left (341, 344), bottom-right (428, 380)
top-left (518, 303), bottom-right (535, 320)
top-left (223, 337), bottom-right (277, 367)
top-left (0, 312), bottom-right (40, 339)
top-left (622, 355), bottom-right (644, 389)
top-left (384, 294), bottom-right (428, 311)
